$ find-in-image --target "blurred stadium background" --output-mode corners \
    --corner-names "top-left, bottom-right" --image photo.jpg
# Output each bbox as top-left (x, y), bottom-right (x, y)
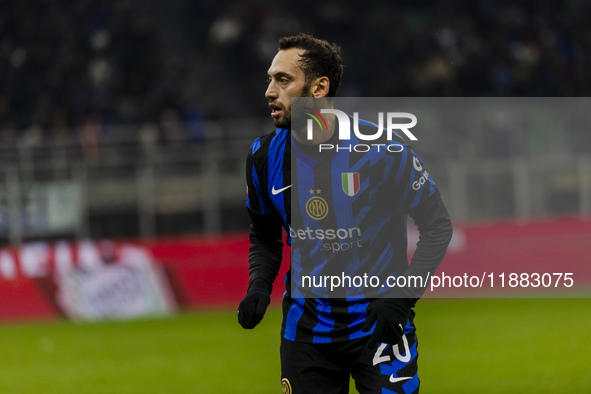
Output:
top-left (1, 1), bottom-right (591, 393)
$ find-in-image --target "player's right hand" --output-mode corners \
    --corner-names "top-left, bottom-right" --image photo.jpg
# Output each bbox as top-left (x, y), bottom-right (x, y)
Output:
top-left (238, 279), bottom-right (271, 329)
top-left (361, 297), bottom-right (412, 349)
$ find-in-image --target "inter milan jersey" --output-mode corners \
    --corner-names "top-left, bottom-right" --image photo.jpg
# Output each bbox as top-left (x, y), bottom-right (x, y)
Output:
top-left (246, 120), bottom-right (439, 343)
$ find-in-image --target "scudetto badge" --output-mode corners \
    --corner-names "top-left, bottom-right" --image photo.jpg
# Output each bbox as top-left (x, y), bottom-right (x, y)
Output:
top-left (281, 378), bottom-right (292, 394)
top-left (342, 172), bottom-right (360, 196)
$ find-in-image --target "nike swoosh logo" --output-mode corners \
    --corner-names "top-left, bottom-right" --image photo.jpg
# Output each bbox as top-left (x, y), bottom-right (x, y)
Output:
top-left (271, 185), bottom-right (292, 195)
top-left (389, 375), bottom-right (412, 384)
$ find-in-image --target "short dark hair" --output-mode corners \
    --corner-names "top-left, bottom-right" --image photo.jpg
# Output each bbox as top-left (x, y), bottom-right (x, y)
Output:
top-left (278, 33), bottom-right (343, 97)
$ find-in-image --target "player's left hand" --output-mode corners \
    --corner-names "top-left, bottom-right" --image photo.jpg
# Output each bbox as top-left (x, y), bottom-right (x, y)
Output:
top-left (238, 279), bottom-right (271, 329)
top-left (361, 298), bottom-right (413, 349)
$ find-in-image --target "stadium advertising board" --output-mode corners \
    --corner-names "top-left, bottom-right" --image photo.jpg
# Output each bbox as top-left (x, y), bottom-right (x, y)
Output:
top-left (0, 218), bottom-right (590, 322)
top-left (0, 241), bottom-right (176, 321)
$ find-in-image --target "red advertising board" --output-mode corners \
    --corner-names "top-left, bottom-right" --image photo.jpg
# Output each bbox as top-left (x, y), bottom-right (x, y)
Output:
top-left (0, 217), bottom-right (590, 322)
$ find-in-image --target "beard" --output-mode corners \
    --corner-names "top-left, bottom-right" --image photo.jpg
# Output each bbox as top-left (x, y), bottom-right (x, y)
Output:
top-left (272, 84), bottom-right (313, 129)
top-left (273, 106), bottom-right (291, 129)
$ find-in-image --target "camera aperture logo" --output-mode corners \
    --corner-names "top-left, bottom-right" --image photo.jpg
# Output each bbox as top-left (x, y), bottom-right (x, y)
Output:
top-left (304, 107), bottom-right (328, 140)
top-left (304, 108), bottom-right (417, 153)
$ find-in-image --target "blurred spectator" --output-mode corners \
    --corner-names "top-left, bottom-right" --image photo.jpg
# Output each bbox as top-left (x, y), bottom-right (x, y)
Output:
top-left (160, 108), bottom-right (187, 145)
top-left (0, 0), bottom-right (182, 133)
top-left (186, 106), bottom-right (206, 144)
top-left (80, 118), bottom-right (102, 164)
top-left (2, 0), bottom-right (591, 155)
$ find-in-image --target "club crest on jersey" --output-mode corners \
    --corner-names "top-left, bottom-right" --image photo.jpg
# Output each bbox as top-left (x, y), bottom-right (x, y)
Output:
top-left (281, 378), bottom-right (292, 394)
top-left (342, 172), bottom-right (360, 196)
top-left (306, 196), bottom-right (329, 220)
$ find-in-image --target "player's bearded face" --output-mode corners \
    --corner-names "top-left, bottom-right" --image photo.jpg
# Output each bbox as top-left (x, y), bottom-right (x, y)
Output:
top-left (272, 86), bottom-right (312, 129)
top-left (266, 48), bottom-right (310, 129)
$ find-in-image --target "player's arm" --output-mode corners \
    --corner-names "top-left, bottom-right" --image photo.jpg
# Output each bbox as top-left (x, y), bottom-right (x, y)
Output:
top-left (389, 147), bottom-right (453, 299)
top-left (246, 209), bottom-right (283, 292)
top-left (404, 190), bottom-right (452, 299)
top-left (362, 148), bottom-right (452, 348)
top-left (238, 147), bottom-right (284, 329)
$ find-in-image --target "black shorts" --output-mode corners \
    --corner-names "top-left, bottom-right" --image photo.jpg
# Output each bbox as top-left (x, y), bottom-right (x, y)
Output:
top-left (280, 324), bottom-right (419, 394)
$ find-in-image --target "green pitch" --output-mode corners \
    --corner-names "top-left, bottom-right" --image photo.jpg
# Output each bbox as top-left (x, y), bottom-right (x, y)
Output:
top-left (0, 298), bottom-right (589, 393)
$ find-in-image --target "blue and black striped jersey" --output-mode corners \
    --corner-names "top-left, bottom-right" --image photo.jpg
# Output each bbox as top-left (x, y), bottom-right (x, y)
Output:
top-left (246, 120), bottom-right (441, 343)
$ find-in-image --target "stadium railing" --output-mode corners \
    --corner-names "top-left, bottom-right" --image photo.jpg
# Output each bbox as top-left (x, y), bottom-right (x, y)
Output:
top-left (0, 118), bottom-right (589, 245)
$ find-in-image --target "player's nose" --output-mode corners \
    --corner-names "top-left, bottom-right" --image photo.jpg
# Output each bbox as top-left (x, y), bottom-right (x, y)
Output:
top-left (265, 81), bottom-right (277, 100)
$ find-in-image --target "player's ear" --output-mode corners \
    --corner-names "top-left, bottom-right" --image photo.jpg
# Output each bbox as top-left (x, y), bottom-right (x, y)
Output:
top-left (311, 76), bottom-right (330, 98)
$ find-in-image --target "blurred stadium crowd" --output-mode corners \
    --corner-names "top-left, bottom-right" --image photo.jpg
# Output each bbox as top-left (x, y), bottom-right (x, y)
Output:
top-left (191, 0), bottom-right (591, 101)
top-left (2, 0), bottom-right (591, 135)
top-left (0, 1), bottom-right (166, 133)
top-left (1, 0), bottom-right (590, 242)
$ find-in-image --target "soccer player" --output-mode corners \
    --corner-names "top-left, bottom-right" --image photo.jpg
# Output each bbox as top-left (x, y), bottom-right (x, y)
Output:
top-left (238, 33), bottom-right (453, 393)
